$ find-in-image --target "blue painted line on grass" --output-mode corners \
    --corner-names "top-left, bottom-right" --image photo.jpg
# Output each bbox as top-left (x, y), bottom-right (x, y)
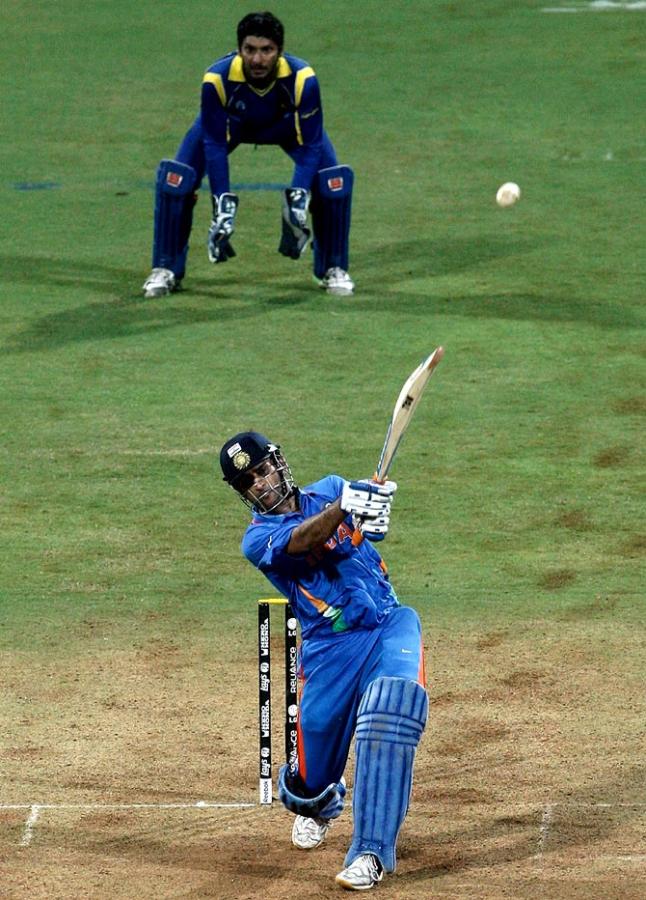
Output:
top-left (13, 182), bottom-right (61, 191)
top-left (12, 181), bottom-right (287, 192)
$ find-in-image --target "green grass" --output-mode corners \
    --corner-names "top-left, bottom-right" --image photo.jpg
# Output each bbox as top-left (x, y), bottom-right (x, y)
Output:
top-left (1, 0), bottom-right (644, 664)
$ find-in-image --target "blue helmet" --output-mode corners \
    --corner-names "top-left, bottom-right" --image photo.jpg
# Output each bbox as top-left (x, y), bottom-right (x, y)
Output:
top-left (220, 431), bottom-right (297, 512)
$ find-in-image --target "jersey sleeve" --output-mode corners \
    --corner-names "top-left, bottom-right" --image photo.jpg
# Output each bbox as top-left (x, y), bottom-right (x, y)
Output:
top-left (242, 515), bottom-right (303, 574)
top-left (201, 74), bottom-right (231, 195)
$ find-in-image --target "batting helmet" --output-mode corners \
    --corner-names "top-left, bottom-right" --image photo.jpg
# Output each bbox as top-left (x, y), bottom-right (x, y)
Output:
top-left (220, 431), bottom-right (277, 485)
top-left (220, 431), bottom-right (297, 512)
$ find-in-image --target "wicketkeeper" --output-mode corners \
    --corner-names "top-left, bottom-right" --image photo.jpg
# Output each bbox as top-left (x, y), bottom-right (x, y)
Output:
top-left (220, 431), bottom-right (428, 892)
top-left (143, 12), bottom-right (354, 299)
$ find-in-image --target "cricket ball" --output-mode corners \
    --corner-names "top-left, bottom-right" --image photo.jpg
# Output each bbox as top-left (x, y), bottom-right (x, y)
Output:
top-left (496, 182), bottom-right (521, 207)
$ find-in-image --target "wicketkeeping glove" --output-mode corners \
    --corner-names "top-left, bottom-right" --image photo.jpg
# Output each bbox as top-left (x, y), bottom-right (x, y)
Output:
top-left (278, 187), bottom-right (311, 259)
top-left (340, 480), bottom-right (396, 519)
top-left (207, 192), bottom-right (239, 263)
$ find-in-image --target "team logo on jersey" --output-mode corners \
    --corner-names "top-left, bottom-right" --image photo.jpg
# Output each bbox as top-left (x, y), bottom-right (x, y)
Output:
top-left (232, 450), bottom-right (251, 470)
top-left (327, 176), bottom-right (344, 191)
top-left (166, 172), bottom-right (184, 188)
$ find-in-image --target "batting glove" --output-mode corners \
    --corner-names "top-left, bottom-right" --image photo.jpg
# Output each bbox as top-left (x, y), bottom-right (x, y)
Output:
top-left (278, 764), bottom-right (346, 820)
top-left (278, 188), bottom-right (311, 259)
top-left (353, 512), bottom-right (390, 542)
top-left (207, 192), bottom-right (239, 263)
top-left (340, 480), bottom-right (394, 519)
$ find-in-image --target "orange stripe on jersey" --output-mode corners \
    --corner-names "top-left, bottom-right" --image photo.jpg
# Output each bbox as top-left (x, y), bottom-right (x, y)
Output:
top-left (298, 583), bottom-right (329, 614)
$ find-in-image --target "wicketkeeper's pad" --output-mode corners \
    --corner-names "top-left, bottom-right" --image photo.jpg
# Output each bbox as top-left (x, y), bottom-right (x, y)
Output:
top-left (152, 160), bottom-right (198, 278)
top-left (311, 164), bottom-right (354, 278)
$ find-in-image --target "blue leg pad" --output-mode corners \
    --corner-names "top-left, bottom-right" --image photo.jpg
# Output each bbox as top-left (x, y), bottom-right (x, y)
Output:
top-left (152, 159), bottom-right (198, 278)
top-left (345, 677), bottom-right (428, 873)
top-left (311, 165), bottom-right (353, 278)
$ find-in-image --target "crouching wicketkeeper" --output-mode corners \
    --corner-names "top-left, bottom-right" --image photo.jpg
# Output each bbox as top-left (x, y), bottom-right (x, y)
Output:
top-left (143, 12), bottom-right (354, 300)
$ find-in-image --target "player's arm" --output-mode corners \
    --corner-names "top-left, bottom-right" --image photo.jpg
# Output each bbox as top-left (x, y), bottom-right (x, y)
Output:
top-left (278, 73), bottom-right (324, 259)
top-left (286, 481), bottom-right (395, 554)
top-left (290, 73), bottom-right (324, 189)
top-left (286, 500), bottom-right (345, 555)
top-left (200, 77), bottom-right (231, 196)
top-left (201, 77), bottom-right (240, 263)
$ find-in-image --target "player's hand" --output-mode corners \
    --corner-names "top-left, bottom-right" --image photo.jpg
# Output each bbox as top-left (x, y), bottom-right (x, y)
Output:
top-left (358, 478), bottom-right (397, 497)
top-left (208, 192), bottom-right (239, 263)
top-left (278, 188), bottom-right (311, 259)
top-left (350, 481), bottom-right (396, 542)
top-left (352, 512), bottom-right (390, 542)
top-left (340, 480), bottom-right (393, 518)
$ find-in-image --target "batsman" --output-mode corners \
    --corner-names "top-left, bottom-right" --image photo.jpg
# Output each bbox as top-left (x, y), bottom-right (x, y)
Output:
top-left (143, 11), bottom-right (354, 299)
top-left (220, 431), bottom-right (428, 891)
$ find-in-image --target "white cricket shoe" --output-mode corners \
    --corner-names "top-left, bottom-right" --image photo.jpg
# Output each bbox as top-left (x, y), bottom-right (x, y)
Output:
top-left (142, 267), bottom-right (180, 298)
top-left (291, 815), bottom-right (331, 850)
top-left (319, 267), bottom-right (355, 296)
top-left (335, 854), bottom-right (384, 891)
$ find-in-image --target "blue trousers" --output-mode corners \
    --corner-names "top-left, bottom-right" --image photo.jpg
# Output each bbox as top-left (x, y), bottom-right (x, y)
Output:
top-left (175, 117), bottom-right (338, 188)
top-left (297, 606), bottom-right (425, 794)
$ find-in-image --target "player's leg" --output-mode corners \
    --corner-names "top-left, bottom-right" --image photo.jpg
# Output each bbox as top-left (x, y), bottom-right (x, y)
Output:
top-left (311, 161), bottom-right (354, 295)
top-left (336, 607), bottom-right (428, 887)
top-left (279, 630), bottom-right (377, 851)
top-left (142, 119), bottom-right (204, 298)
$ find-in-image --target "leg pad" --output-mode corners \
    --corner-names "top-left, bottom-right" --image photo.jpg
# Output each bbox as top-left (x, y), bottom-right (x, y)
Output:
top-left (311, 165), bottom-right (353, 278)
top-left (345, 677), bottom-right (428, 873)
top-left (152, 160), bottom-right (198, 278)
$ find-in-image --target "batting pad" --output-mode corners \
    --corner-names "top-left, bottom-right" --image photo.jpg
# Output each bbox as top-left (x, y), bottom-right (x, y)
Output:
top-left (311, 164), bottom-right (353, 278)
top-left (345, 677), bottom-right (428, 873)
top-left (152, 159), bottom-right (198, 277)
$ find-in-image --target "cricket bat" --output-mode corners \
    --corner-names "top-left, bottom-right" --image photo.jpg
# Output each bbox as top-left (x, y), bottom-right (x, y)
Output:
top-left (352, 346), bottom-right (444, 546)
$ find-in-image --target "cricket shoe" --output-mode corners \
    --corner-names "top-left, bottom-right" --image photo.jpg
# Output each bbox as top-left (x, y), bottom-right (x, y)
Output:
top-left (319, 267), bottom-right (354, 296)
top-left (335, 854), bottom-right (384, 891)
top-left (291, 815), bottom-right (331, 850)
top-left (142, 267), bottom-right (181, 298)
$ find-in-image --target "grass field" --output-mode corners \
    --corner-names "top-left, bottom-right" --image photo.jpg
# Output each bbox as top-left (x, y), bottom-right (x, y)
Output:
top-left (1, 1), bottom-right (645, 897)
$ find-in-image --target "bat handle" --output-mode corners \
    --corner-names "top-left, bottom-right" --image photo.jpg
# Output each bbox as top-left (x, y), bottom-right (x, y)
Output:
top-left (350, 472), bottom-right (383, 547)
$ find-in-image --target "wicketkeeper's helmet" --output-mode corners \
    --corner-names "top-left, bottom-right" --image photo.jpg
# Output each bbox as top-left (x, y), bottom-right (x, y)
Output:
top-left (219, 431), bottom-right (297, 512)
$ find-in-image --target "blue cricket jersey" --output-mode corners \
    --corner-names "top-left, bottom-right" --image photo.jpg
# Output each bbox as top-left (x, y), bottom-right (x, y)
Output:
top-left (201, 51), bottom-right (326, 195)
top-left (242, 475), bottom-right (400, 640)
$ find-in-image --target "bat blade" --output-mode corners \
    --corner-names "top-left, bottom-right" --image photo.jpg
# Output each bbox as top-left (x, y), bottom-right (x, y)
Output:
top-left (351, 346), bottom-right (444, 546)
top-left (376, 345), bottom-right (444, 481)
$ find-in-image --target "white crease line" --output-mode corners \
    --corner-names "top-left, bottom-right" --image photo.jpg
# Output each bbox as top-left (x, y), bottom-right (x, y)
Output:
top-left (20, 805), bottom-right (40, 847)
top-left (3, 802), bottom-right (254, 810)
top-left (533, 803), bottom-right (556, 860)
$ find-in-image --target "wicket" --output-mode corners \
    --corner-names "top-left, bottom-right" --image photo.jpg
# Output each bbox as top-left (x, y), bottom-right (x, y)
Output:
top-left (257, 598), bottom-right (299, 805)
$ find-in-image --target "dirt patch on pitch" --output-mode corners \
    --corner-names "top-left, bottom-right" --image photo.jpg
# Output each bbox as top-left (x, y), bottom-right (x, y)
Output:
top-left (1, 621), bottom-right (644, 898)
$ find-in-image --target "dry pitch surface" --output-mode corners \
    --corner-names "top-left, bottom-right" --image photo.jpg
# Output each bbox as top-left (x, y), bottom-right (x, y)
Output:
top-left (1, 621), bottom-right (644, 898)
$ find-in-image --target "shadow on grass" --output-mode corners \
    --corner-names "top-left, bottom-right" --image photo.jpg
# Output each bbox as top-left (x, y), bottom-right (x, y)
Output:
top-left (1, 254), bottom-right (315, 353)
top-left (3, 237), bottom-right (639, 354)
top-left (354, 236), bottom-right (639, 329)
top-left (356, 233), bottom-right (535, 280)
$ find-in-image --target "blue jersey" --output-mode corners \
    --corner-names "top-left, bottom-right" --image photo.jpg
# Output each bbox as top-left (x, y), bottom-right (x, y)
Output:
top-left (242, 475), bottom-right (400, 640)
top-left (201, 51), bottom-right (326, 195)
